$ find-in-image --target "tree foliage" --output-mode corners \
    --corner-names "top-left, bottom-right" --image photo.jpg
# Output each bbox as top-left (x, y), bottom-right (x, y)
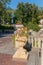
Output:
top-left (4, 8), bottom-right (13, 24)
top-left (0, 1), bottom-right (43, 31)
top-left (0, 0), bottom-right (11, 24)
top-left (14, 2), bottom-right (41, 31)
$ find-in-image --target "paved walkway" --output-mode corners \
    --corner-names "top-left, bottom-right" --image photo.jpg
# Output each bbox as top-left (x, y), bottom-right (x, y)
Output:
top-left (0, 34), bottom-right (16, 55)
top-left (0, 53), bottom-right (27, 65)
top-left (27, 48), bottom-right (41, 65)
top-left (0, 42), bottom-right (16, 54)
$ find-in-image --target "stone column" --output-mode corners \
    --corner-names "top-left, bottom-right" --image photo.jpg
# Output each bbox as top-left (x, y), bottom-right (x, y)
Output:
top-left (41, 42), bottom-right (43, 65)
top-left (32, 38), bottom-right (33, 47)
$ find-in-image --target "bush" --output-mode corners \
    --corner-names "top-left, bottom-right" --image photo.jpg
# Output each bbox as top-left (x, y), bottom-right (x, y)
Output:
top-left (0, 24), bottom-right (14, 30)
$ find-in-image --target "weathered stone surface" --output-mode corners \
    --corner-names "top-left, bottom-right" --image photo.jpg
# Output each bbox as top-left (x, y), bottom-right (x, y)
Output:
top-left (27, 48), bottom-right (41, 65)
top-left (13, 47), bottom-right (28, 59)
top-left (15, 36), bottom-right (27, 48)
top-left (13, 47), bottom-right (28, 65)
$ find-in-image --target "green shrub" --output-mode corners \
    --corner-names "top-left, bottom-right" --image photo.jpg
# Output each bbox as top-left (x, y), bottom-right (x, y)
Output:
top-left (0, 24), bottom-right (14, 30)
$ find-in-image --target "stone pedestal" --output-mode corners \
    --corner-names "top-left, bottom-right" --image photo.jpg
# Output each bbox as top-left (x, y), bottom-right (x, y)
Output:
top-left (13, 48), bottom-right (28, 65)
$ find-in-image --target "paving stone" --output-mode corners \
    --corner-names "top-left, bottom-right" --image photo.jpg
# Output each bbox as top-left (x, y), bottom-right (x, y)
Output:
top-left (27, 48), bottom-right (41, 65)
top-left (0, 53), bottom-right (27, 65)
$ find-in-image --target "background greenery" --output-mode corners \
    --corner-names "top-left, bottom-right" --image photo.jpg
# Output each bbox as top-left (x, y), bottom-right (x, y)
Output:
top-left (0, 0), bottom-right (43, 31)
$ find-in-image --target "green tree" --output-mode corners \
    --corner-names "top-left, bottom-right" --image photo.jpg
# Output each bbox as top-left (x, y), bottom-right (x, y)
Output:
top-left (14, 2), bottom-right (40, 31)
top-left (0, 0), bottom-right (11, 24)
top-left (0, 0), bottom-right (11, 6)
top-left (4, 8), bottom-right (13, 24)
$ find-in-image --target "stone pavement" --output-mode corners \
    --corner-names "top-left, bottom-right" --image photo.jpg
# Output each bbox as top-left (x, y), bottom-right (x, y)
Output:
top-left (0, 42), bottom-right (16, 54)
top-left (0, 53), bottom-right (27, 65)
top-left (27, 48), bottom-right (41, 65)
